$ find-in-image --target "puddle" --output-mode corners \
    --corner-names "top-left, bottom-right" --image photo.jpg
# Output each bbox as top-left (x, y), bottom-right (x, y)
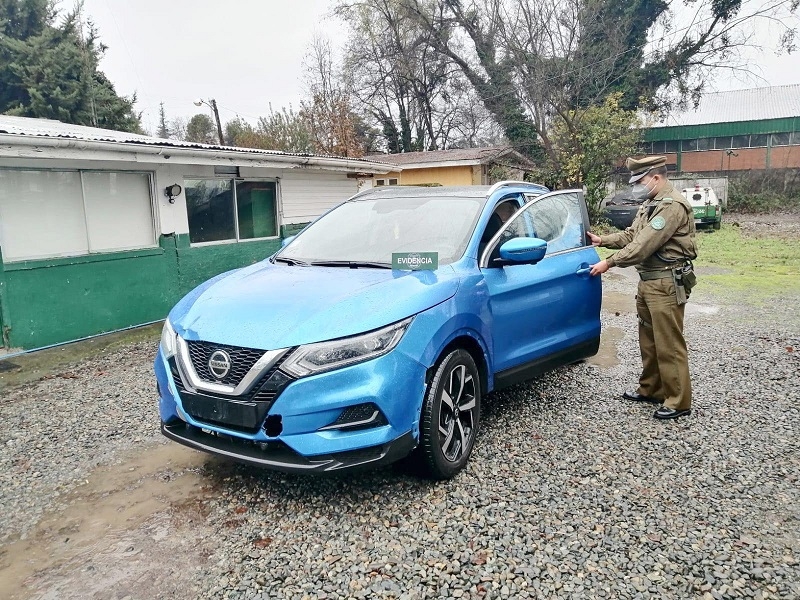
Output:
top-left (0, 442), bottom-right (213, 599)
top-left (588, 326), bottom-right (625, 368)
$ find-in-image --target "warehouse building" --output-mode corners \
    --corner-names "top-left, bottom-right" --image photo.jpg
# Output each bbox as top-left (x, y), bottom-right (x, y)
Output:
top-left (642, 84), bottom-right (800, 173)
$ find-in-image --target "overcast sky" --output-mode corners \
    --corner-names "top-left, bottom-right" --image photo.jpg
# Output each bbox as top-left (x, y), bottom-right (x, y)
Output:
top-left (62, 0), bottom-right (800, 136)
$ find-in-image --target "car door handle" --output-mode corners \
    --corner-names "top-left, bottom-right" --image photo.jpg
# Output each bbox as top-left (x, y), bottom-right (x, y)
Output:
top-left (576, 267), bottom-right (591, 276)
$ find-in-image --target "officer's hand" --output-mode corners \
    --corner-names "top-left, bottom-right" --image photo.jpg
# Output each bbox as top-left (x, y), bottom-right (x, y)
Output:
top-left (589, 260), bottom-right (609, 276)
top-left (586, 231), bottom-right (602, 246)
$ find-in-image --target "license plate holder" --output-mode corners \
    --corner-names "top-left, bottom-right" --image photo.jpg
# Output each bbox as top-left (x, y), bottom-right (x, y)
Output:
top-left (183, 394), bottom-right (263, 430)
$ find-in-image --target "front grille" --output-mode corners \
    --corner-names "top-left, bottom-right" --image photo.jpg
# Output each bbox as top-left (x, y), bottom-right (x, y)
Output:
top-left (167, 353), bottom-right (295, 431)
top-left (186, 341), bottom-right (265, 386)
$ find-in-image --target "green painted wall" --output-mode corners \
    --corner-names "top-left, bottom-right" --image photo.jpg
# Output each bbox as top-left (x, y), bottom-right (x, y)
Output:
top-left (0, 234), bottom-right (285, 350)
top-left (646, 117), bottom-right (799, 142)
top-left (174, 234), bottom-right (280, 294)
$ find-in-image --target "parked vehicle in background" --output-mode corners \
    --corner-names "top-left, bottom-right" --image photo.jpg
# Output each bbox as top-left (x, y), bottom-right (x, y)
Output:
top-left (154, 182), bottom-right (602, 479)
top-left (603, 191), bottom-right (641, 229)
top-left (683, 184), bottom-right (722, 230)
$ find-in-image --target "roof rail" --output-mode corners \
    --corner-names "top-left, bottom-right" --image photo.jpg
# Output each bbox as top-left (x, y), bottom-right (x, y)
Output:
top-left (485, 180), bottom-right (548, 197)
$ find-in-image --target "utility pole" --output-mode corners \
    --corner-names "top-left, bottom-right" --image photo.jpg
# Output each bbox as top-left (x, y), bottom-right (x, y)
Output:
top-left (194, 98), bottom-right (225, 145)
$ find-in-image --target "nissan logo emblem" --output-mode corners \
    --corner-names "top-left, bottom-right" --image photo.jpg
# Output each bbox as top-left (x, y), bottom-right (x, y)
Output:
top-left (208, 350), bottom-right (232, 379)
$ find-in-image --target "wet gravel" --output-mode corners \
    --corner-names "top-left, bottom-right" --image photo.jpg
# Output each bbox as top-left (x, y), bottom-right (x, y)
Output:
top-left (1, 275), bottom-right (799, 598)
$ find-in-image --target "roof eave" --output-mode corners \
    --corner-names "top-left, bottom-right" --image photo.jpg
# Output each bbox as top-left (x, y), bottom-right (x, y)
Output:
top-left (0, 134), bottom-right (396, 174)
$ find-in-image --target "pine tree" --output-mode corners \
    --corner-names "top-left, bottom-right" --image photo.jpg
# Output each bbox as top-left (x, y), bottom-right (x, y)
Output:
top-left (0, 0), bottom-right (142, 132)
top-left (157, 101), bottom-right (170, 138)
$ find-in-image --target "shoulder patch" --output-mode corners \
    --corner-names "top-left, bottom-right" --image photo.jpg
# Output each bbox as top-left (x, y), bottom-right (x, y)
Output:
top-left (651, 216), bottom-right (666, 230)
top-left (661, 197), bottom-right (673, 204)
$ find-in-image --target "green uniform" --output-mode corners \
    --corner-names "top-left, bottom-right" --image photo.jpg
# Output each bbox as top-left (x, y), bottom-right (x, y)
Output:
top-left (600, 183), bottom-right (698, 411)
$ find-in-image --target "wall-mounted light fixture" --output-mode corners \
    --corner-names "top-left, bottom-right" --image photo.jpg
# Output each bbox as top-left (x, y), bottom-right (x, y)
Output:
top-left (164, 183), bottom-right (182, 203)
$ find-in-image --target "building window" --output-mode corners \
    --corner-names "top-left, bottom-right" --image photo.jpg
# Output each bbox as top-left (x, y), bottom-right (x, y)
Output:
top-left (771, 132), bottom-right (791, 147)
top-left (731, 135), bottom-right (750, 149)
top-left (0, 169), bottom-right (155, 263)
top-left (714, 137), bottom-right (732, 150)
top-left (374, 178), bottom-right (398, 187)
top-left (665, 140), bottom-right (680, 153)
top-left (683, 139), bottom-right (699, 152)
top-left (750, 134), bottom-right (768, 148)
top-left (185, 179), bottom-right (278, 244)
top-left (652, 141), bottom-right (666, 154)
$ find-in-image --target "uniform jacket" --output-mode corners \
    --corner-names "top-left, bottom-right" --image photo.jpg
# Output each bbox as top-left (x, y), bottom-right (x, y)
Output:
top-left (601, 182), bottom-right (697, 271)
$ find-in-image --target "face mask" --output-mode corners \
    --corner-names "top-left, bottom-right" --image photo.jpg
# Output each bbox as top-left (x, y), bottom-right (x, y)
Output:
top-left (631, 177), bottom-right (657, 200)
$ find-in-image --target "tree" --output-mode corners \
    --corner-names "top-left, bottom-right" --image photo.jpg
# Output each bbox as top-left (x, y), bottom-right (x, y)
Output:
top-left (0, 0), bottom-right (142, 132)
top-left (220, 107), bottom-right (313, 153)
top-left (397, 0), bottom-right (797, 158)
top-left (168, 116), bottom-right (187, 141)
top-left (536, 92), bottom-right (643, 219)
top-left (336, 0), bottom-right (500, 153)
top-left (157, 101), bottom-right (170, 138)
top-left (300, 34), bottom-right (369, 157)
top-left (185, 113), bottom-right (216, 144)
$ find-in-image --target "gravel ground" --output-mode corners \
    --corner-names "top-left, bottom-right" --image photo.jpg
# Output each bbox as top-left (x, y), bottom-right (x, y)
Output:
top-left (1, 246), bottom-right (799, 599)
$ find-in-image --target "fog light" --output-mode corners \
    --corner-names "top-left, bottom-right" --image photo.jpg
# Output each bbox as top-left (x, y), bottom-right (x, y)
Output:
top-left (319, 403), bottom-right (388, 431)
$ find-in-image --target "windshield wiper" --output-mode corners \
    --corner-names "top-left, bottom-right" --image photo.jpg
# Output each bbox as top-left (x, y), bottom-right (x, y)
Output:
top-left (273, 256), bottom-right (311, 266)
top-left (309, 260), bottom-right (392, 269)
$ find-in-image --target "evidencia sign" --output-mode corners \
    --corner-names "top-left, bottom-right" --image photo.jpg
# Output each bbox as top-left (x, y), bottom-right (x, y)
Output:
top-left (392, 252), bottom-right (439, 271)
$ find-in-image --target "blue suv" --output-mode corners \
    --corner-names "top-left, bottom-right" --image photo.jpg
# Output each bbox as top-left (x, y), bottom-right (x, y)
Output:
top-left (155, 182), bottom-right (602, 479)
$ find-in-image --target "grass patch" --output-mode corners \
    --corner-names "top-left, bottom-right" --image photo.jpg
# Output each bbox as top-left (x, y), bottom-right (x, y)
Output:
top-left (694, 224), bottom-right (800, 299)
top-left (592, 222), bottom-right (800, 302)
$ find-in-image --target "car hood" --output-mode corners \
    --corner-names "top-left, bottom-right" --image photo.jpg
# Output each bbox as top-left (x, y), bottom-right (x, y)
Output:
top-left (170, 261), bottom-right (460, 349)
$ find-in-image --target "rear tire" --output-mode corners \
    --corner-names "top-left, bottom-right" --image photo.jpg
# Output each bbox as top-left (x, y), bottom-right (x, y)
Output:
top-left (713, 218), bottom-right (721, 230)
top-left (414, 349), bottom-right (481, 480)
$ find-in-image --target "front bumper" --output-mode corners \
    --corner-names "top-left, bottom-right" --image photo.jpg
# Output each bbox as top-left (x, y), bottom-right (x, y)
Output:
top-left (161, 422), bottom-right (416, 472)
top-left (693, 207), bottom-right (720, 225)
top-left (154, 335), bottom-right (428, 473)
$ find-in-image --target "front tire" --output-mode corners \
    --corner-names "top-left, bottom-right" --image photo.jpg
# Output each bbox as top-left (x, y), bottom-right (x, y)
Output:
top-left (415, 349), bottom-right (481, 479)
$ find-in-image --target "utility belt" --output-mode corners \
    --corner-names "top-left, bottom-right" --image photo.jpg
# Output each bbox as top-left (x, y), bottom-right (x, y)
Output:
top-left (639, 262), bottom-right (697, 305)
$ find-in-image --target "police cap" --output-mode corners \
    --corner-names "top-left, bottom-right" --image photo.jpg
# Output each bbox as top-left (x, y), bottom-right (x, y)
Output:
top-left (626, 155), bottom-right (667, 183)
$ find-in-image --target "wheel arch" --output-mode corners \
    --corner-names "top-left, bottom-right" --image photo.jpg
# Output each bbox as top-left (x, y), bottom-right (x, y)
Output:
top-left (426, 334), bottom-right (491, 397)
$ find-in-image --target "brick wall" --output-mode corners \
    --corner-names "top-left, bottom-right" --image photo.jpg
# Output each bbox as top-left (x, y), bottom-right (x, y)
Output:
top-left (661, 146), bottom-right (800, 173)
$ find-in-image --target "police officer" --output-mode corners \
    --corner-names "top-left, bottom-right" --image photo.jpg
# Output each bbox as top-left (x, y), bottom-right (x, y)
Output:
top-left (588, 156), bottom-right (698, 420)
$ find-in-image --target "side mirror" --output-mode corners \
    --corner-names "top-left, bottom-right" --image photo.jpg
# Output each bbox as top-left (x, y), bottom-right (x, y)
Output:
top-left (498, 237), bottom-right (547, 265)
top-left (281, 235), bottom-right (296, 248)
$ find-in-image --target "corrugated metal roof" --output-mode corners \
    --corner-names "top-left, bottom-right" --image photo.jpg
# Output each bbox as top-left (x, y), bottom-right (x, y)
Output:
top-left (366, 146), bottom-right (518, 166)
top-left (0, 115), bottom-right (386, 166)
top-left (653, 84), bottom-right (800, 127)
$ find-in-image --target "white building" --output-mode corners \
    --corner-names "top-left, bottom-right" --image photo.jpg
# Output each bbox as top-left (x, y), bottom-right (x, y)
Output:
top-left (0, 116), bottom-right (392, 350)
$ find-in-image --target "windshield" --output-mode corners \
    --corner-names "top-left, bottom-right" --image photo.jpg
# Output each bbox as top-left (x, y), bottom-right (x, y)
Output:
top-left (277, 195), bottom-right (484, 266)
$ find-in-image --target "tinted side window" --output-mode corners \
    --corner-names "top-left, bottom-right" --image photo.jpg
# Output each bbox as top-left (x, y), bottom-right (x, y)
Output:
top-left (509, 192), bottom-right (585, 255)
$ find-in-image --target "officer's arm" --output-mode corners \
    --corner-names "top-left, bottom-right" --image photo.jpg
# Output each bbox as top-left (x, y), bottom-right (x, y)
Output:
top-left (599, 206), bottom-right (644, 249)
top-left (606, 204), bottom-right (683, 269)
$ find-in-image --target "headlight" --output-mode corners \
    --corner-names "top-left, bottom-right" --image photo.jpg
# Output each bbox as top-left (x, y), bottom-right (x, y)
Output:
top-left (160, 319), bottom-right (177, 359)
top-left (281, 318), bottom-right (412, 378)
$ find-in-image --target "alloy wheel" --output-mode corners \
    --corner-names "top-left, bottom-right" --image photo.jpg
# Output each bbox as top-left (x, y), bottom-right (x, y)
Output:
top-left (438, 363), bottom-right (477, 463)
top-left (414, 348), bottom-right (481, 479)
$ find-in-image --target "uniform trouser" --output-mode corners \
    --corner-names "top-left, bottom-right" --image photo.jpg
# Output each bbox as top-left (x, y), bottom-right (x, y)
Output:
top-left (635, 277), bottom-right (692, 410)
